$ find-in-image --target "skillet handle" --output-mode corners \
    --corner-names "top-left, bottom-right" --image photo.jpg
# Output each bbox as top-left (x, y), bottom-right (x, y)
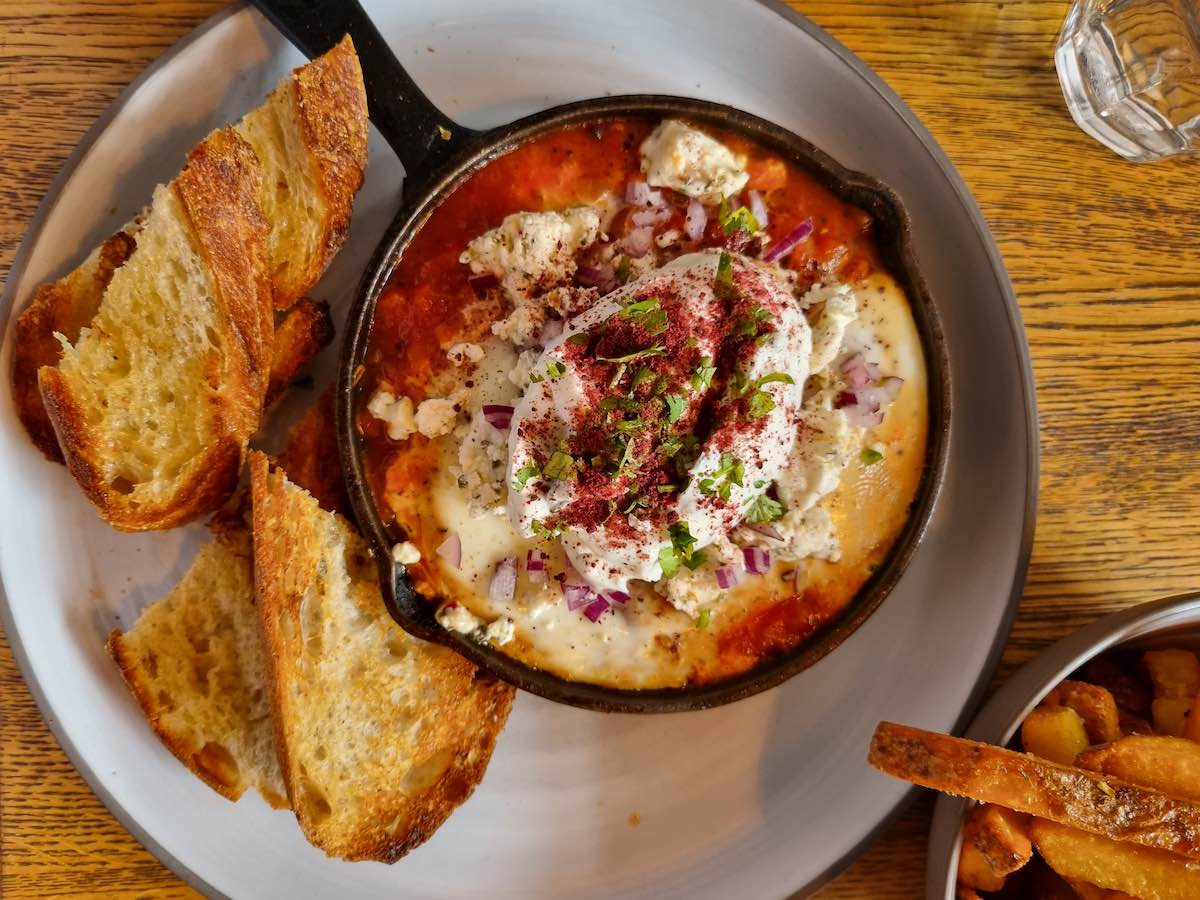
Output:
top-left (250, 0), bottom-right (473, 178)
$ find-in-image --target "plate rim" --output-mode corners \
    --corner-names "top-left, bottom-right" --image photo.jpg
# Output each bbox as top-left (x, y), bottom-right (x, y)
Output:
top-left (0, 2), bottom-right (1038, 897)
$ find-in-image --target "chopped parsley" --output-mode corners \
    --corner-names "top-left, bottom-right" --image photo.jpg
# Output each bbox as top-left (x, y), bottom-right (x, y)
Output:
top-left (696, 609), bottom-right (711, 630)
top-left (729, 371), bottom-right (795, 420)
top-left (745, 493), bottom-right (785, 524)
top-left (698, 452), bottom-right (745, 502)
top-left (658, 520), bottom-right (703, 578)
top-left (718, 197), bottom-right (760, 235)
top-left (715, 251), bottom-right (735, 298)
top-left (542, 450), bottom-right (576, 480)
top-left (691, 355), bottom-right (716, 393)
top-left (731, 306), bottom-right (772, 340)
top-left (614, 417), bottom-right (649, 434)
top-left (630, 366), bottom-right (657, 392)
top-left (861, 447), bottom-right (885, 465)
top-left (664, 394), bottom-right (687, 423)
top-left (615, 254), bottom-right (633, 284)
top-left (513, 463), bottom-right (540, 491)
top-left (600, 395), bottom-right (640, 412)
top-left (658, 546), bottom-right (681, 578)
top-left (619, 298), bottom-right (668, 336)
top-left (546, 360), bottom-right (567, 379)
top-left (747, 390), bottom-right (776, 419)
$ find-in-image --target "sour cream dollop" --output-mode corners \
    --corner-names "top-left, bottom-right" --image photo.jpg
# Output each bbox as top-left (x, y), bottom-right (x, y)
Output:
top-left (506, 250), bottom-right (811, 592)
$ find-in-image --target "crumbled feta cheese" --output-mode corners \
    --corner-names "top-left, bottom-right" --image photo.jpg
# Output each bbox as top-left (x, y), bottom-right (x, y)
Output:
top-left (655, 229), bottom-right (682, 249)
top-left (456, 410), bottom-right (510, 516)
top-left (460, 207), bottom-right (600, 304)
top-left (491, 305), bottom-right (542, 347)
top-left (391, 541), bottom-right (421, 565)
top-left (508, 348), bottom-right (542, 389)
top-left (640, 120), bottom-right (749, 204)
top-left (446, 341), bottom-right (485, 365)
top-left (485, 617), bottom-right (516, 646)
top-left (414, 398), bottom-right (458, 437)
top-left (437, 603), bottom-right (483, 635)
top-left (805, 283), bottom-right (858, 373)
top-left (366, 390), bottom-right (416, 441)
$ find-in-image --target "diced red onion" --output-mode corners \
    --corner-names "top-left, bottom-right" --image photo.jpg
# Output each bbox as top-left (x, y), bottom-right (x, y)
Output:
top-left (618, 226), bottom-right (654, 259)
top-left (489, 556), bottom-right (517, 605)
top-left (605, 590), bottom-right (630, 605)
top-left (467, 273), bottom-right (499, 295)
top-left (748, 190), bottom-right (769, 228)
top-left (763, 218), bottom-right (814, 263)
top-left (625, 180), bottom-right (664, 207)
top-left (743, 547), bottom-right (772, 575)
top-left (684, 199), bottom-right (707, 241)
top-left (632, 205), bottom-right (671, 227)
top-left (744, 522), bottom-right (784, 541)
top-left (436, 532), bottom-right (462, 569)
top-left (583, 597), bottom-right (610, 622)
top-left (880, 376), bottom-right (904, 400)
top-left (526, 549), bottom-right (546, 583)
top-left (839, 391), bottom-right (885, 428)
top-left (715, 565), bottom-right (744, 590)
top-left (538, 318), bottom-right (565, 345)
top-left (482, 404), bottom-right (514, 431)
top-left (563, 583), bottom-right (593, 611)
top-left (576, 263), bottom-right (612, 287)
top-left (840, 353), bottom-right (881, 390)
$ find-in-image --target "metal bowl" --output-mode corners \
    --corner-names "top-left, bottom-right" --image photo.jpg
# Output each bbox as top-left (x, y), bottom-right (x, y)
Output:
top-left (255, 0), bottom-right (950, 713)
top-left (925, 590), bottom-right (1200, 899)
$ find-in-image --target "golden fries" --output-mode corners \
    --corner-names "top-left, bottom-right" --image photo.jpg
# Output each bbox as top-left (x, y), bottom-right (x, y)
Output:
top-left (1032, 819), bottom-right (1200, 898)
top-left (1076, 735), bottom-right (1200, 800)
top-left (869, 722), bottom-right (1200, 860)
top-left (957, 837), bottom-right (1006, 892)
top-left (1153, 696), bottom-right (1192, 736)
top-left (1144, 648), bottom-right (1200, 698)
top-left (1021, 706), bottom-right (1089, 765)
top-left (1040, 680), bottom-right (1122, 744)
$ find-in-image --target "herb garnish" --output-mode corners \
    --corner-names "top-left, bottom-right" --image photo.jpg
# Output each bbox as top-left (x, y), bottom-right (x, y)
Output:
top-left (745, 493), bottom-right (785, 524)
top-left (698, 452), bottom-right (745, 502)
top-left (597, 345), bottom-right (667, 365)
top-left (543, 450), bottom-right (576, 480)
top-left (696, 609), bottom-right (711, 630)
top-left (629, 366), bottom-right (657, 392)
top-left (546, 360), bottom-right (567, 379)
top-left (691, 355), bottom-right (716, 393)
top-left (861, 447), bottom-right (884, 465)
top-left (658, 520), bottom-right (703, 577)
top-left (619, 298), bottom-right (668, 336)
top-left (530, 519), bottom-right (566, 538)
top-left (513, 463), bottom-right (540, 491)
top-left (715, 251), bottom-right (736, 299)
top-left (615, 254), bottom-right (632, 284)
top-left (718, 198), bottom-right (760, 235)
top-left (731, 306), bottom-right (772, 340)
top-left (664, 394), bottom-right (687, 424)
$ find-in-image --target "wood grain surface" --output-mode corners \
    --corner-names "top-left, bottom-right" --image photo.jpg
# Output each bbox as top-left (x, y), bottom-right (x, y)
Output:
top-left (1, 1), bottom-right (1197, 897)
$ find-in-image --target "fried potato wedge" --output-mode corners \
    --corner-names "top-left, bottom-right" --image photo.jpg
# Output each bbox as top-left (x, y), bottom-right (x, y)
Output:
top-left (964, 803), bottom-right (1033, 877)
top-left (869, 722), bottom-right (1200, 860)
top-left (957, 837), bottom-right (1006, 892)
top-left (1076, 735), bottom-right (1200, 801)
top-left (1185, 694), bottom-right (1200, 744)
top-left (1041, 680), bottom-right (1122, 745)
top-left (1154, 697), bottom-right (1192, 736)
top-left (1144, 649), bottom-right (1200, 700)
top-left (1031, 819), bottom-right (1200, 899)
top-left (1022, 706), bottom-right (1090, 765)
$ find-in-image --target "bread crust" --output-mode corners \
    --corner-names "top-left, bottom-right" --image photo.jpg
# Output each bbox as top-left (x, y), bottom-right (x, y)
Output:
top-left (250, 453), bottom-right (515, 862)
top-left (265, 298), bottom-right (334, 408)
top-left (10, 229), bottom-right (136, 460)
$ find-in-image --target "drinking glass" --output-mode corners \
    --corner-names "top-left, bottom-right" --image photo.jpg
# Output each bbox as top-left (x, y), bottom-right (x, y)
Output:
top-left (1056, 0), bottom-right (1200, 161)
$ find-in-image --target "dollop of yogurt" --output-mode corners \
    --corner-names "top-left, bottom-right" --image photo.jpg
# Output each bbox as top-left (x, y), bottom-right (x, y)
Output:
top-left (506, 250), bottom-right (810, 592)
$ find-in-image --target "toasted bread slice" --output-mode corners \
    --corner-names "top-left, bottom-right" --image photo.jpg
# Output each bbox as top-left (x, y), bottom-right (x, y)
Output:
top-left (264, 298), bottom-right (334, 408)
top-left (107, 526), bottom-right (287, 808)
top-left (249, 453), bottom-right (514, 862)
top-left (10, 227), bottom-right (139, 460)
top-left (275, 388), bottom-right (350, 516)
top-left (235, 35), bottom-right (368, 308)
top-left (39, 127), bottom-right (273, 531)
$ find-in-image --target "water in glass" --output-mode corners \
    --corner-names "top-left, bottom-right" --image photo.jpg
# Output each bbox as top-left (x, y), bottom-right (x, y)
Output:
top-left (1056, 0), bottom-right (1200, 161)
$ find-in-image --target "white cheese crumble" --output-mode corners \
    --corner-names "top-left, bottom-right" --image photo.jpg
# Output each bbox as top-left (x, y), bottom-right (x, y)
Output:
top-left (806, 283), bottom-right (859, 373)
top-left (639, 120), bottom-right (749, 204)
top-left (366, 390), bottom-right (416, 441)
top-left (446, 341), bottom-right (485, 365)
top-left (414, 398), bottom-right (458, 438)
top-left (391, 541), bottom-right (422, 565)
top-left (485, 617), bottom-right (516, 646)
top-left (461, 207), bottom-right (600, 305)
top-left (491, 305), bottom-right (541, 347)
top-left (437, 603), bottom-right (482, 634)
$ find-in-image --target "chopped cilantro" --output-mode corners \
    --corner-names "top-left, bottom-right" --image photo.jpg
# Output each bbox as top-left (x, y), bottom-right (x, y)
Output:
top-left (621, 493), bottom-right (647, 515)
top-left (664, 394), bottom-right (687, 423)
top-left (659, 436), bottom-right (683, 459)
top-left (513, 463), bottom-right (540, 491)
top-left (732, 306), bottom-right (772, 340)
top-left (658, 546), bottom-right (680, 578)
top-left (546, 360), bottom-right (567, 379)
top-left (630, 366), bottom-right (657, 392)
top-left (861, 447), bottom-right (885, 465)
top-left (600, 395), bottom-right (640, 412)
top-left (531, 519), bottom-right (565, 538)
top-left (529, 372), bottom-right (545, 384)
top-left (718, 197), bottom-right (760, 235)
top-left (756, 372), bottom-right (795, 388)
top-left (691, 356), bottom-right (716, 393)
top-left (669, 521), bottom-right (699, 561)
top-left (656, 483), bottom-right (678, 493)
top-left (543, 450), bottom-right (575, 480)
top-left (696, 609), bottom-right (711, 629)
top-left (615, 433), bottom-right (639, 475)
top-left (698, 453), bottom-right (745, 501)
top-left (620, 298), bottom-right (668, 336)
top-left (566, 332), bottom-right (591, 347)
top-left (682, 550), bottom-right (707, 571)
top-left (747, 390), bottom-right (776, 419)
top-left (745, 493), bottom-right (785, 524)
top-left (615, 254), bottom-right (633, 284)
top-left (597, 345), bottom-right (667, 365)
top-left (715, 251), bottom-right (735, 298)
top-left (615, 417), bottom-right (648, 434)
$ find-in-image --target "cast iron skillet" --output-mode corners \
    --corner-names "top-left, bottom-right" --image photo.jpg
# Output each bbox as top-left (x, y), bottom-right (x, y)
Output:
top-left (252, 0), bottom-right (951, 713)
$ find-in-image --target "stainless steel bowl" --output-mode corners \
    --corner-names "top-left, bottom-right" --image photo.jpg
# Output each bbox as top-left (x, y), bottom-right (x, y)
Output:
top-left (924, 590), bottom-right (1200, 899)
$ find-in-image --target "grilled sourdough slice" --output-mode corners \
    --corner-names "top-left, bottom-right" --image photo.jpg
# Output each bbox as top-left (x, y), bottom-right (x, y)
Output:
top-left (107, 526), bottom-right (287, 807)
top-left (234, 34), bottom-right (368, 308)
top-left (39, 127), bottom-right (273, 531)
top-left (249, 453), bottom-right (515, 862)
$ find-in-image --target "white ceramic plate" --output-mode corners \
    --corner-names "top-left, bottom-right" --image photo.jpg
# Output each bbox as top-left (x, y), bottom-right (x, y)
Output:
top-left (0, 2), bottom-right (1036, 897)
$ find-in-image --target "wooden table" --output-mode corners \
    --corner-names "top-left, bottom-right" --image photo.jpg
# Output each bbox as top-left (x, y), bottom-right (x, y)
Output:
top-left (2, 1), bottom-right (1197, 896)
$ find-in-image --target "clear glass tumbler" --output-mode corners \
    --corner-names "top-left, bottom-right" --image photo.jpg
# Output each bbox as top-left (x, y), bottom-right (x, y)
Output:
top-left (1056, 0), bottom-right (1200, 162)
